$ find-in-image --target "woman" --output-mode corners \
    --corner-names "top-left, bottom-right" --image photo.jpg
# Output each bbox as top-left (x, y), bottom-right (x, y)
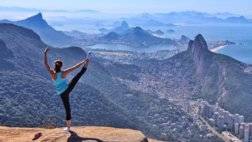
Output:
top-left (43, 47), bottom-right (89, 131)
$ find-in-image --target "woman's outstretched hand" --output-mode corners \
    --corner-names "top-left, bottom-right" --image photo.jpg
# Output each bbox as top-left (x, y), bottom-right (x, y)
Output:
top-left (44, 48), bottom-right (50, 54)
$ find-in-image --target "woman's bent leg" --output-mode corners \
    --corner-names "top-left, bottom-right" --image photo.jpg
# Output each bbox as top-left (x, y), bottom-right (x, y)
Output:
top-left (63, 66), bottom-right (87, 95)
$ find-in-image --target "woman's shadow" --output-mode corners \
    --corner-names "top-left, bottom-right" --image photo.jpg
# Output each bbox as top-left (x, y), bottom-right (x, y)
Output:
top-left (67, 130), bottom-right (103, 142)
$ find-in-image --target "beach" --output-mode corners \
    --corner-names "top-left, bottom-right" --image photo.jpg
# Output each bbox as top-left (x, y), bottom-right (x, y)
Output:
top-left (210, 45), bottom-right (227, 52)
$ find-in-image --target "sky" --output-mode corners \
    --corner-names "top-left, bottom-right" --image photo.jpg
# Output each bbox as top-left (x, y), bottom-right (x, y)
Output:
top-left (0, 0), bottom-right (251, 16)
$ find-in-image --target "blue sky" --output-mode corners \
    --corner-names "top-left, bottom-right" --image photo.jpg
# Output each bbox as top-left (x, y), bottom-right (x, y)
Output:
top-left (0, 0), bottom-right (251, 15)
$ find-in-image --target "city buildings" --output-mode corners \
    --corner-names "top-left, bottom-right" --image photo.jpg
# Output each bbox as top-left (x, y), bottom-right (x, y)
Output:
top-left (195, 101), bottom-right (251, 142)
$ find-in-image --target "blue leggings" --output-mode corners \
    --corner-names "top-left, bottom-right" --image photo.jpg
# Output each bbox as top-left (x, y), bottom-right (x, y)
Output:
top-left (60, 66), bottom-right (87, 120)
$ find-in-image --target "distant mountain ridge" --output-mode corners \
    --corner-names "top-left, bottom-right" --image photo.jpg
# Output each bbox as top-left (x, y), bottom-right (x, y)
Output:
top-left (0, 14), bottom-right (188, 49)
top-left (1, 13), bottom-right (234, 50)
top-left (127, 11), bottom-right (252, 25)
top-left (0, 13), bottom-right (74, 47)
top-left (99, 26), bottom-right (177, 48)
top-left (121, 13), bottom-right (176, 27)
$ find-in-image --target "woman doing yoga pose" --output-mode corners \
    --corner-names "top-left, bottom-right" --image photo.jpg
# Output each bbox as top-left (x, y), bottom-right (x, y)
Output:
top-left (43, 48), bottom-right (89, 131)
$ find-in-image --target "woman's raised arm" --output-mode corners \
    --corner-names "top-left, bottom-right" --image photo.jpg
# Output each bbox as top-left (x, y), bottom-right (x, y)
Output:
top-left (44, 48), bottom-right (54, 78)
top-left (63, 59), bottom-right (88, 77)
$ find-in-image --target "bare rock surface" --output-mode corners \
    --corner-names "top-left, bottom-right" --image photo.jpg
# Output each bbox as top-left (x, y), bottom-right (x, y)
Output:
top-left (0, 126), bottom-right (162, 142)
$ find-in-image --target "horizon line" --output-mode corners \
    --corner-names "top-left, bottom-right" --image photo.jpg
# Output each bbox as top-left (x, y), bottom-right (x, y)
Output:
top-left (0, 5), bottom-right (248, 17)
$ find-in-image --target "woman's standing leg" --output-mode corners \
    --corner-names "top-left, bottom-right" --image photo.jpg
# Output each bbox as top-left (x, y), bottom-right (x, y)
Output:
top-left (60, 65), bottom-right (88, 130)
top-left (60, 92), bottom-right (71, 130)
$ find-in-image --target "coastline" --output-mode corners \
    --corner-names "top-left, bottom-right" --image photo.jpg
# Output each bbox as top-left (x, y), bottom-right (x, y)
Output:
top-left (210, 45), bottom-right (227, 52)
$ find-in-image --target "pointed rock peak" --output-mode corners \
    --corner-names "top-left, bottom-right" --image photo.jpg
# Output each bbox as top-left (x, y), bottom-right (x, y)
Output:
top-left (194, 34), bottom-right (207, 48)
top-left (17, 12), bottom-right (49, 27)
top-left (35, 12), bottom-right (43, 18)
top-left (188, 34), bottom-right (209, 53)
top-left (25, 12), bottom-right (44, 21)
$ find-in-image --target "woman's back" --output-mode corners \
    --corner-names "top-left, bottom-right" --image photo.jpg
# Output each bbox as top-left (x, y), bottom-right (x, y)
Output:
top-left (54, 72), bottom-right (68, 95)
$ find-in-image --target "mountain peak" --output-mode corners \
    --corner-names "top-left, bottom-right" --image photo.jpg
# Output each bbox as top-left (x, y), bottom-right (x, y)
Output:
top-left (14, 13), bottom-right (73, 47)
top-left (194, 34), bottom-right (204, 41)
top-left (188, 34), bottom-right (209, 55)
top-left (194, 34), bottom-right (208, 49)
top-left (187, 34), bottom-right (212, 75)
top-left (26, 13), bottom-right (43, 21)
top-left (16, 12), bottom-right (48, 28)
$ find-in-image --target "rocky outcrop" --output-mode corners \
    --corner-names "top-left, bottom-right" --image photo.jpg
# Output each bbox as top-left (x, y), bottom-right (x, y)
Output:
top-left (188, 34), bottom-right (209, 56)
top-left (187, 34), bottom-right (213, 75)
top-left (0, 126), bottom-right (162, 142)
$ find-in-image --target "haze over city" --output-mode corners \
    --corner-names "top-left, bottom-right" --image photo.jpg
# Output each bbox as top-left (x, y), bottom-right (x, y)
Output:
top-left (0, 0), bottom-right (252, 16)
